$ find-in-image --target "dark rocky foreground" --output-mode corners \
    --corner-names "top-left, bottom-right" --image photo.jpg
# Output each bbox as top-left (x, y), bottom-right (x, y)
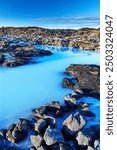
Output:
top-left (0, 65), bottom-right (100, 150)
top-left (0, 27), bottom-right (100, 51)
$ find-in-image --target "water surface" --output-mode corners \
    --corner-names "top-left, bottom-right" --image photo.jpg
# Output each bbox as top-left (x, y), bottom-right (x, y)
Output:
top-left (0, 45), bottom-right (100, 129)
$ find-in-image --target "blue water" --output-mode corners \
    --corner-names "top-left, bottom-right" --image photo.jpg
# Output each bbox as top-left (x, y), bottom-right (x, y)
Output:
top-left (0, 45), bottom-right (100, 129)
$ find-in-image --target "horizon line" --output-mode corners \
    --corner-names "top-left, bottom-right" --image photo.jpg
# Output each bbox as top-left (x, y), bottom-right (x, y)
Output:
top-left (0, 25), bottom-right (100, 30)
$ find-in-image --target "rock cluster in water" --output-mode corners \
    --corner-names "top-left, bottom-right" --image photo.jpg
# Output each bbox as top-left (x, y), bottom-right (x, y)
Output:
top-left (0, 65), bottom-right (100, 150)
top-left (0, 44), bottom-right (52, 67)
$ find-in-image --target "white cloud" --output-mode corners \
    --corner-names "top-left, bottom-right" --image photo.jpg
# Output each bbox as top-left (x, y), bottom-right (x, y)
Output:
top-left (37, 16), bottom-right (100, 21)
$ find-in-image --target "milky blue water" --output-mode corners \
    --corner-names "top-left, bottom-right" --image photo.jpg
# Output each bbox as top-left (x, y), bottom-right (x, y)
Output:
top-left (0, 45), bottom-right (100, 129)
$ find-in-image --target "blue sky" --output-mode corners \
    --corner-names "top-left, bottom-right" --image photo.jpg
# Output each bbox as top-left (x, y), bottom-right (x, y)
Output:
top-left (0, 0), bottom-right (100, 29)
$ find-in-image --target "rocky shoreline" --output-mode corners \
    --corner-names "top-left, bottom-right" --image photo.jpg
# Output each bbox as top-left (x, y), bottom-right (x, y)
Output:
top-left (0, 46), bottom-right (52, 67)
top-left (0, 65), bottom-right (100, 150)
top-left (0, 27), bottom-right (100, 67)
top-left (63, 65), bottom-right (100, 99)
top-left (0, 27), bottom-right (100, 50)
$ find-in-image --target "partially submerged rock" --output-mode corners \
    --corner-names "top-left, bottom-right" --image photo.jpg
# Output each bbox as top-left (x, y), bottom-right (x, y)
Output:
top-left (46, 101), bottom-right (61, 112)
top-left (75, 125), bottom-right (100, 149)
top-left (64, 94), bottom-right (77, 108)
top-left (75, 130), bottom-right (93, 148)
top-left (79, 108), bottom-right (96, 117)
top-left (63, 64), bottom-right (100, 99)
top-left (6, 119), bottom-right (29, 143)
top-left (44, 126), bottom-right (64, 146)
top-left (2, 57), bottom-right (30, 67)
top-left (0, 48), bottom-right (52, 67)
top-left (32, 106), bottom-right (47, 121)
top-left (34, 119), bottom-right (47, 133)
top-left (62, 77), bottom-right (74, 89)
top-left (61, 114), bottom-right (86, 138)
top-left (30, 134), bottom-right (44, 149)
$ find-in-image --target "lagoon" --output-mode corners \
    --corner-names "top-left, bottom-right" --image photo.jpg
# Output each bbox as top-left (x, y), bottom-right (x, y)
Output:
top-left (0, 45), bottom-right (100, 129)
